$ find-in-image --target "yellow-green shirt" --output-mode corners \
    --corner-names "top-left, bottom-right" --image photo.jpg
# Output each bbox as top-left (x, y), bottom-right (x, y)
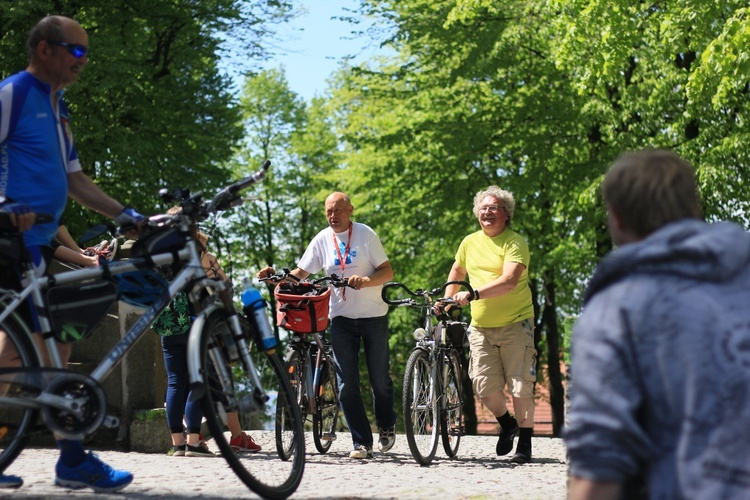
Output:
top-left (455, 228), bottom-right (533, 327)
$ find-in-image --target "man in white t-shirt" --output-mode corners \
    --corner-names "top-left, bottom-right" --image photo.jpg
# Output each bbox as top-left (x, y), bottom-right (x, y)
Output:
top-left (257, 192), bottom-right (397, 459)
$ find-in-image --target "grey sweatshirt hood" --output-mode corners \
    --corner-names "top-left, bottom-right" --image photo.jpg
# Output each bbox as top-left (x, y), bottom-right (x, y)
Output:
top-left (584, 219), bottom-right (750, 304)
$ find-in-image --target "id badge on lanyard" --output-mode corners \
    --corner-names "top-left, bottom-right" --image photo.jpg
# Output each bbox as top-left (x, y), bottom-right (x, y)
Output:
top-left (332, 224), bottom-right (352, 300)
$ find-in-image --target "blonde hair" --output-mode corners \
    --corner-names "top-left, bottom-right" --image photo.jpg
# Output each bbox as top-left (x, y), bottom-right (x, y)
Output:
top-left (602, 149), bottom-right (703, 238)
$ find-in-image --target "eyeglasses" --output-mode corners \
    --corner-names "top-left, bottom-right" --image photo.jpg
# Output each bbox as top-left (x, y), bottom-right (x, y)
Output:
top-left (47, 41), bottom-right (88, 58)
top-left (479, 205), bottom-right (504, 213)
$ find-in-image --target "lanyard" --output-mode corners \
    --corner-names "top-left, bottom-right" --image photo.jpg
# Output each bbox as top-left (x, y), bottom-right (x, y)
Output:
top-left (332, 223), bottom-right (353, 300)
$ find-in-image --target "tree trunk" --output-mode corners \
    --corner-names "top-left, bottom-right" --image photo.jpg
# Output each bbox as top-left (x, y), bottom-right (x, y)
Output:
top-left (459, 349), bottom-right (478, 435)
top-left (541, 271), bottom-right (565, 436)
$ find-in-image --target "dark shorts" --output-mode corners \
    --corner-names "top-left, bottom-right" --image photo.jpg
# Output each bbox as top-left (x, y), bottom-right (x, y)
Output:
top-left (0, 245), bottom-right (54, 331)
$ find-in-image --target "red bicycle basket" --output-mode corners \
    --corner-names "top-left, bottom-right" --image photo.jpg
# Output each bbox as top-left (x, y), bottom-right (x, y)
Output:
top-left (274, 282), bottom-right (331, 334)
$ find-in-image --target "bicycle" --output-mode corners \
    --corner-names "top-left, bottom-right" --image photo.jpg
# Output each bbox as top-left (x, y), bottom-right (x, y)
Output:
top-left (0, 160), bottom-right (306, 499)
top-left (381, 280), bottom-right (472, 465)
top-left (259, 269), bottom-right (350, 455)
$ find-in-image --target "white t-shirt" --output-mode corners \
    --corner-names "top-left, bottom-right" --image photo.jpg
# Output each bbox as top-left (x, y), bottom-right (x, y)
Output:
top-left (297, 222), bottom-right (389, 319)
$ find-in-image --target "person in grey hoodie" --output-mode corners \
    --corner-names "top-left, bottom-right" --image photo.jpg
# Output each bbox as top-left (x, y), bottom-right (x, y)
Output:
top-left (565, 149), bottom-right (750, 500)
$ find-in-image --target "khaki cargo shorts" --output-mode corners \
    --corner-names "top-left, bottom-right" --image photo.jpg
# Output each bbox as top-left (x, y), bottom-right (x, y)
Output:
top-left (468, 318), bottom-right (536, 399)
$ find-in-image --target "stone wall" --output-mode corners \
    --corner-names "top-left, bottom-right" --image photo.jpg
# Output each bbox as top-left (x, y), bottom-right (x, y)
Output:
top-left (66, 301), bottom-right (170, 452)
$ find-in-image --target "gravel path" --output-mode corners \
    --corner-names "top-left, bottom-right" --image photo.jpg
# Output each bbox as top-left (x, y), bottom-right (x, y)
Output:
top-left (2, 433), bottom-right (567, 499)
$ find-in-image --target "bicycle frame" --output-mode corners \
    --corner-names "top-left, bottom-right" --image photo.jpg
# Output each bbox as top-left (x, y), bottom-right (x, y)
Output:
top-left (0, 230), bottom-right (227, 417)
top-left (382, 280), bottom-right (471, 464)
top-left (288, 330), bottom-right (331, 415)
top-left (0, 167), bottom-right (274, 422)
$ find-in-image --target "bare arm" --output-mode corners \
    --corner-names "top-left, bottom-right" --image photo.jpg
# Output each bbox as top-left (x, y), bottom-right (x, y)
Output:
top-left (56, 225), bottom-right (84, 253)
top-left (202, 251), bottom-right (234, 305)
top-left (53, 245), bottom-right (98, 267)
top-left (567, 476), bottom-right (622, 500)
top-left (202, 252), bottom-right (228, 282)
top-left (443, 261), bottom-right (468, 298)
top-left (476, 260), bottom-right (525, 299)
top-left (452, 260), bottom-right (525, 306)
top-left (67, 171), bottom-right (125, 219)
top-left (347, 260), bottom-right (393, 290)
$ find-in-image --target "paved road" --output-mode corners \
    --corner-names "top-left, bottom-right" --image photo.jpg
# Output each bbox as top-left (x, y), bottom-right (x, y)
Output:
top-left (2, 433), bottom-right (567, 499)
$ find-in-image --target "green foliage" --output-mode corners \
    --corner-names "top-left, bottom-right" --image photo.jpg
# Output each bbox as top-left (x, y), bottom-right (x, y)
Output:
top-left (0, 0), bottom-right (294, 238)
top-left (318, 0), bottom-right (750, 435)
top-left (221, 68), bottom-right (340, 294)
top-left (8, 0), bottom-right (749, 436)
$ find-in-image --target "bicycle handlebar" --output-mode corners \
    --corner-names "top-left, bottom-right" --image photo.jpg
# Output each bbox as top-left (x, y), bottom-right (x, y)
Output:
top-left (381, 280), bottom-right (474, 307)
top-left (127, 160), bottom-right (271, 237)
top-left (206, 160), bottom-right (270, 214)
top-left (311, 274), bottom-right (351, 289)
top-left (0, 212), bottom-right (54, 231)
top-left (259, 268), bottom-right (352, 289)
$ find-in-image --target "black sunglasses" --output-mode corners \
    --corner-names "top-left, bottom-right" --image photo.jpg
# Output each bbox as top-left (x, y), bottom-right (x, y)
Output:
top-left (47, 41), bottom-right (88, 58)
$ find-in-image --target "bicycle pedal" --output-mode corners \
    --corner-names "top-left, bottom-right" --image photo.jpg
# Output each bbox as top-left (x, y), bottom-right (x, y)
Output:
top-left (103, 415), bottom-right (120, 429)
top-left (449, 426), bottom-right (464, 436)
top-left (322, 433), bottom-right (336, 441)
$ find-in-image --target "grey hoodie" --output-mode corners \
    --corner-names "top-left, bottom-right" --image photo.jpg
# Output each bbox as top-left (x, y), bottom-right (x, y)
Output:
top-left (564, 219), bottom-right (750, 499)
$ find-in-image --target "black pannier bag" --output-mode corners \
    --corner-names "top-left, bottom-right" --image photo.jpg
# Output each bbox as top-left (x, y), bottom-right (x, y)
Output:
top-left (0, 231), bottom-right (24, 266)
top-left (130, 226), bottom-right (187, 258)
top-left (445, 321), bottom-right (469, 348)
top-left (47, 280), bottom-right (119, 343)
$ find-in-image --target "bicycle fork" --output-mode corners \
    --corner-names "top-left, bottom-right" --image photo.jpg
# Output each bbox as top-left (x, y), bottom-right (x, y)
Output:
top-left (299, 352), bottom-right (314, 415)
top-left (439, 353), bottom-right (463, 436)
top-left (307, 333), bottom-right (331, 415)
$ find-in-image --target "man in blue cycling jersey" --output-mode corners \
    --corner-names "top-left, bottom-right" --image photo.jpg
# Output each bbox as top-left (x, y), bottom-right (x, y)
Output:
top-left (0, 15), bottom-right (142, 491)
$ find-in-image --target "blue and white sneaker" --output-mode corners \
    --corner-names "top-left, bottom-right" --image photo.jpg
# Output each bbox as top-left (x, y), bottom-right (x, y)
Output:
top-left (0, 473), bottom-right (23, 488)
top-left (54, 451), bottom-right (133, 492)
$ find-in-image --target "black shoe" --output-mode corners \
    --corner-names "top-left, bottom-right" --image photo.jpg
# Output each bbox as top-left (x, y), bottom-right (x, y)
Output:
top-left (185, 442), bottom-right (215, 457)
top-left (510, 441), bottom-right (532, 464)
top-left (168, 443), bottom-right (186, 457)
top-left (496, 419), bottom-right (519, 456)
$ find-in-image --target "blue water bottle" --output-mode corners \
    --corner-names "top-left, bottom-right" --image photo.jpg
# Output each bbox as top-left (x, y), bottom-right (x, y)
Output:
top-left (241, 280), bottom-right (277, 351)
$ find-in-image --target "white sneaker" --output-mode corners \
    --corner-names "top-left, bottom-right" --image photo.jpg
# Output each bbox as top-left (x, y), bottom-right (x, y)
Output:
top-left (349, 444), bottom-right (373, 459)
top-left (378, 427), bottom-right (395, 453)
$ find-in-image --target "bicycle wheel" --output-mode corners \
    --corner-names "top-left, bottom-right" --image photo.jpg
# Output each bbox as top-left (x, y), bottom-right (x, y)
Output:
top-left (0, 306), bottom-right (41, 471)
top-left (312, 353), bottom-right (338, 453)
top-left (403, 348), bottom-right (439, 465)
top-left (440, 349), bottom-right (463, 458)
top-left (195, 309), bottom-right (305, 500)
top-left (276, 348), bottom-right (305, 459)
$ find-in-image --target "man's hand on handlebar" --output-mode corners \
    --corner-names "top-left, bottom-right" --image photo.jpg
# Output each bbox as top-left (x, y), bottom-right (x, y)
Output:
top-left (115, 206), bottom-right (145, 239)
top-left (432, 299), bottom-right (457, 318)
top-left (345, 274), bottom-right (367, 290)
top-left (256, 266), bottom-right (276, 281)
top-left (256, 267), bottom-right (307, 285)
top-left (451, 290), bottom-right (473, 307)
top-left (0, 202), bottom-right (36, 232)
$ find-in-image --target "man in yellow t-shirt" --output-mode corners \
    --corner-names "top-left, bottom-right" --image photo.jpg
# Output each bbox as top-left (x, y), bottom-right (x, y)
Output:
top-left (443, 186), bottom-right (536, 464)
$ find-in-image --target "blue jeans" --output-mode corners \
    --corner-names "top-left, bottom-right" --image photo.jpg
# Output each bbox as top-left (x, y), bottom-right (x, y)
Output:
top-left (330, 315), bottom-right (396, 447)
top-left (161, 332), bottom-right (202, 434)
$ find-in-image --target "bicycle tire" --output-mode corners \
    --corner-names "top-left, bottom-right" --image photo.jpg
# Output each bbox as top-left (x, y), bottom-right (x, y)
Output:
top-left (276, 349), bottom-right (305, 460)
top-left (312, 353), bottom-right (339, 453)
top-left (196, 309), bottom-right (305, 500)
top-left (440, 349), bottom-right (463, 458)
top-left (0, 306), bottom-right (41, 471)
top-left (403, 348), bottom-right (439, 465)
